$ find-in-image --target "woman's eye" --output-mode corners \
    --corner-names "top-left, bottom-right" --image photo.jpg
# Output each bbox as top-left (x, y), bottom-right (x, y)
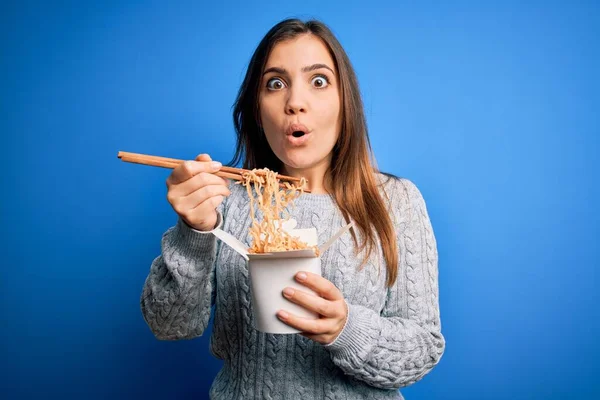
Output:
top-left (266, 78), bottom-right (285, 90)
top-left (311, 75), bottom-right (329, 88)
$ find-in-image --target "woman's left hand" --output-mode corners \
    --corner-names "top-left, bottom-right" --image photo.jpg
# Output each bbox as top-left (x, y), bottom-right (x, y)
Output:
top-left (277, 271), bottom-right (348, 345)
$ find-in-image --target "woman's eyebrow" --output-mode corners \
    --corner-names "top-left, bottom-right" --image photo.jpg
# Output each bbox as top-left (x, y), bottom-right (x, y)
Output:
top-left (263, 67), bottom-right (287, 76)
top-left (262, 63), bottom-right (335, 76)
top-left (301, 63), bottom-right (335, 75)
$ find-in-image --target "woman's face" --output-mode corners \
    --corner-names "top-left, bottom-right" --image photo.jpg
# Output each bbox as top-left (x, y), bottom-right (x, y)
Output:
top-left (259, 34), bottom-right (341, 172)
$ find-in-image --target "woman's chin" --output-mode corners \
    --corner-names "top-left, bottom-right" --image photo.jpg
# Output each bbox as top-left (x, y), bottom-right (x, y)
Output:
top-left (280, 156), bottom-right (315, 171)
top-left (277, 147), bottom-right (330, 173)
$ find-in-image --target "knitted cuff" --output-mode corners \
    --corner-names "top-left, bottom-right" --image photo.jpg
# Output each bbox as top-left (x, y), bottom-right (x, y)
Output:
top-left (171, 212), bottom-right (223, 256)
top-left (323, 303), bottom-right (379, 364)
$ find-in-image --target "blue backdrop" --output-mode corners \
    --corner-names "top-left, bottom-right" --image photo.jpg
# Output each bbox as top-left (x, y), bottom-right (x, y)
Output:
top-left (2, 1), bottom-right (598, 399)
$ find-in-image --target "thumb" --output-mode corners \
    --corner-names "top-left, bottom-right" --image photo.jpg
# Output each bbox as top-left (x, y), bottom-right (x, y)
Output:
top-left (195, 153), bottom-right (212, 162)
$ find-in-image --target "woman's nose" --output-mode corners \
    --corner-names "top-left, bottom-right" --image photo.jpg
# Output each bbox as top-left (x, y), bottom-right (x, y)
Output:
top-left (285, 86), bottom-right (308, 115)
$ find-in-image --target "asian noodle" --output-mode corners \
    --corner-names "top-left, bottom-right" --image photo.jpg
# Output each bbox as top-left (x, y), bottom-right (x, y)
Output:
top-left (239, 168), bottom-right (318, 255)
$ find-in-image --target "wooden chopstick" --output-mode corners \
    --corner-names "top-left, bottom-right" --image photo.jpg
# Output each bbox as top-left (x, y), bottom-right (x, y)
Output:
top-left (118, 152), bottom-right (280, 181)
top-left (117, 151), bottom-right (310, 191)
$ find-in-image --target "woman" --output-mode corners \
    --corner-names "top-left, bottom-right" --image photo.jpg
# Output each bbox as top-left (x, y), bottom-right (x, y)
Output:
top-left (141, 18), bottom-right (445, 399)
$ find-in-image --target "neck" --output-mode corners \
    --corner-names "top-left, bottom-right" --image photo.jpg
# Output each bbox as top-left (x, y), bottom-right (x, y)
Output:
top-left (281, 158), bottom-right (330, 194)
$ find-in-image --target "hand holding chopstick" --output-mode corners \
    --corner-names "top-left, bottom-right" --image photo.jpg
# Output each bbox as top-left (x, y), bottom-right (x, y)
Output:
top-left (117, 151), bottom-right (308, 190)
top-left (159, 153), bottom-right (231, 231)
top-left (117, 151), bottom-right (310, 231)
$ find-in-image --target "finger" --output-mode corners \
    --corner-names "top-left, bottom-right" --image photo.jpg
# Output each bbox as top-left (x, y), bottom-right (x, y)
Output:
top-left (168, 160), bottom-right (222, 185)
top-left (181, 184), bottom-right (231, 211)
top-left (294, 272), bottom-right (343, 301)
top-left (195, 153), bottom-right (212, 162)
top-left (282, 287), bottom-right (339, 318)
top-left (206, 194), bottom-right (226, 211)
top-left (186, 195), bottom-right (226, 225)
top-left (276, 310), bottom-right (329, 334)
top-left (172, 171), bottom-right (229, 197)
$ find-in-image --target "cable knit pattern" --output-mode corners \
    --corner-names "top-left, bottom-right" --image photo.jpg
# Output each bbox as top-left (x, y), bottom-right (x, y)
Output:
top-left (141, 175), bottom-right (445, 399)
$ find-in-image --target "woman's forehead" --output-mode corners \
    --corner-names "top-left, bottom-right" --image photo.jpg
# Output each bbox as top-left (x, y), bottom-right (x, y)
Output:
top-left (265, 35), bottom-right (335, 72)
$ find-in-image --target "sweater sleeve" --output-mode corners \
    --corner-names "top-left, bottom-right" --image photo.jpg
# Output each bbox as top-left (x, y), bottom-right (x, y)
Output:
top-left (140, 210), bottom-right (223, 341)
top-left (324, 178), bottom-right (445, 389)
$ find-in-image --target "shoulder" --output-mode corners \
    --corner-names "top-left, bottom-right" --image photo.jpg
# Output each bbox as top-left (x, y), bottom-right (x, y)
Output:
top-left (374, 172), bottom-right (427, 209)
top-left (374, 172), bottom-right (435, 236)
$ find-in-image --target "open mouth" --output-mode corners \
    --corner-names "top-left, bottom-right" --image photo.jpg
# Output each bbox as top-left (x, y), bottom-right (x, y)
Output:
top-left (286, 123), bottom-right (310, 145)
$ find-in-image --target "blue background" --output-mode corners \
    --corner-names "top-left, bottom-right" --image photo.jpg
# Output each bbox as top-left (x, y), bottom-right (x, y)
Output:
top-left (2, 1), bottom-right (598, 399)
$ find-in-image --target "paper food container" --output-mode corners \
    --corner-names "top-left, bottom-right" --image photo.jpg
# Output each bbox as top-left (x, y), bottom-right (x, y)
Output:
top-left (212, 220), bottom-right (353, 334)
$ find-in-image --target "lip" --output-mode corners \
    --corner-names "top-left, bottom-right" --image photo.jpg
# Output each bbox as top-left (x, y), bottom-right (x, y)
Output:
top-left (285, 123), bottom-right (310, 137)
top-left (285, 123), bottom-right (311, 146)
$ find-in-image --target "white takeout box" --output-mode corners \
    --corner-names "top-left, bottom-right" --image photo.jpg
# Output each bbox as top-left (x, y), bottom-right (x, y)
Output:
top-left (212, 220), bottom-right (353, 334)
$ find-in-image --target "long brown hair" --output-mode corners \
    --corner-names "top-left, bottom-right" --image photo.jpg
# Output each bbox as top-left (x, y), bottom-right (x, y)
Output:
top-left (230, 19), bottom-right (399, 287)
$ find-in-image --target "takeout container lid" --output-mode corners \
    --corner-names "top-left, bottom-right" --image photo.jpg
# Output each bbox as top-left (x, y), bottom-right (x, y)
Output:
top-left (212, 220), bottom-right (353, 260)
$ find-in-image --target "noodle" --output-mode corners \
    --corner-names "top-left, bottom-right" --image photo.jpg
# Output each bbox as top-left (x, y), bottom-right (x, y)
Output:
top-left (239, 168), bottom-right (319, 255)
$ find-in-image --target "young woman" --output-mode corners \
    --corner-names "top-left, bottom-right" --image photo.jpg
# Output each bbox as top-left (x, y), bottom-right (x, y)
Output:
top-left (141, 18), bottom-right (445, 399)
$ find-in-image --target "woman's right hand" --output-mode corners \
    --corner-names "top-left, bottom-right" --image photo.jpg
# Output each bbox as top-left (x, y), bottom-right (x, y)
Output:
top-left (166, 154), bottom-right (231, 231)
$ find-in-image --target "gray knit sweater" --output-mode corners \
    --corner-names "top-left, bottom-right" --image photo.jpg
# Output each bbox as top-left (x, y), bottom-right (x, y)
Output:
top-left (140, 174), bottom-right (445, 399)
